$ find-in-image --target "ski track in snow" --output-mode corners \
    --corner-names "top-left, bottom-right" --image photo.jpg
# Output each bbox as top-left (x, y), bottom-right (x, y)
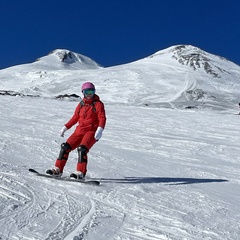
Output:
top-left (1, 96), bottom-right (240, 239)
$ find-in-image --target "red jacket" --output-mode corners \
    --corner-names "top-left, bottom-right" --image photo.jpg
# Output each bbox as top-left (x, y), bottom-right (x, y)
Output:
top-left (65, 94), bottom-right (106, 134)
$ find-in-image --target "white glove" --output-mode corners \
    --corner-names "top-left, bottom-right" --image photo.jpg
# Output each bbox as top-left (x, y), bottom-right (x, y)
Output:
top-left (60, 126), bottom-right (68, 137)
top-left (94, 127), bottom-right (104, 141)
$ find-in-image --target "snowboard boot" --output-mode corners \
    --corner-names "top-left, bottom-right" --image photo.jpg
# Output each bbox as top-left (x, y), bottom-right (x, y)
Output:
top-left (70, 171), bottom-right (85, 180)
top-left (46, 167), bottom-right (62, 177)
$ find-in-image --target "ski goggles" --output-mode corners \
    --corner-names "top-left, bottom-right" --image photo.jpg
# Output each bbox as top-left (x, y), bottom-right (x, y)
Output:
top-left (83, 88), bottom-right (95, 95)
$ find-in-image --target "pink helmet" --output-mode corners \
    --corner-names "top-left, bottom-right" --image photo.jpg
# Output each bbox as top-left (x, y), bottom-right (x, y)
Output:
top-left (81, 82), bottom-right (95, 92)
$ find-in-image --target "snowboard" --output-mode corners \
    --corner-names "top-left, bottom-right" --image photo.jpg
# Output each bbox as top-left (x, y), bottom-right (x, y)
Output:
top-left (29, 168), bottom-right (100, 186)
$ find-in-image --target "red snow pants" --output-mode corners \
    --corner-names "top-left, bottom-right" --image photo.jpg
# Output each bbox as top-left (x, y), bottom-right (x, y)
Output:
top-left (55, 130), bottom-right (97, 174)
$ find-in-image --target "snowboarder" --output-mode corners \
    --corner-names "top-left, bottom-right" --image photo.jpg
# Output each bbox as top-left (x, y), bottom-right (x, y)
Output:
top-left (46, 82), bottom-right (106, 179)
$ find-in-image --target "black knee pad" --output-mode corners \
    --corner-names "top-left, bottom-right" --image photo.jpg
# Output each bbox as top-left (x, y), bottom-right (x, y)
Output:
top-left (77, 145), bottom-right (88, 163)
top-left (58, 142), bottom-right (71, 160)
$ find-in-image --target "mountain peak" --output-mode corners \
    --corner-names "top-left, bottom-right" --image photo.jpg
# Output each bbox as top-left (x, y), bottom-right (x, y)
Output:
top-left (150, 45), bottom-right (234, 78)
top-left (35, 49), bottom-right (103, 70)
top-left (50, 49), bottom-right (81, 63)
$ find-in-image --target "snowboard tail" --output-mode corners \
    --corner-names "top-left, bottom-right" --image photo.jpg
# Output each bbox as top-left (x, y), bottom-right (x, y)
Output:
top-left (29, 168), bottom-right (100, 186)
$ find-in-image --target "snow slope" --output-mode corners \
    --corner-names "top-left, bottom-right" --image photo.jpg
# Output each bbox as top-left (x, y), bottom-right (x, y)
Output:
top-left (0, 45), bottom-right (240, 239)
top-left (1, 45), bottom-right (240, 110)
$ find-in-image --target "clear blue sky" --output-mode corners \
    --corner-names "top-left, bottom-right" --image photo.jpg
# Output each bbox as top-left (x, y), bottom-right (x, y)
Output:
top-left (1, 0), bottom-right (240, 69)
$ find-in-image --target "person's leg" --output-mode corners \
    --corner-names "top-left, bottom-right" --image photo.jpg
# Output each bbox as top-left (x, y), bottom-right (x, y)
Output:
top-left (54, 142), bottom-right (71, 172)
top-left (55, 132), bottom-right (83, 173)
top-left (76, 131), bottom-right (96, 175)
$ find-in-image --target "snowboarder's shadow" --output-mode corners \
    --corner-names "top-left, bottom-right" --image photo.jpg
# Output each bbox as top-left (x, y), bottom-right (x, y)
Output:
top-left (97, 177), bottom-right (228, 185)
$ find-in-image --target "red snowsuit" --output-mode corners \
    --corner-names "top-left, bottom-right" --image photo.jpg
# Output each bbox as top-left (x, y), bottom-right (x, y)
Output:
top-left (55, 94), bottom-right (106, 174)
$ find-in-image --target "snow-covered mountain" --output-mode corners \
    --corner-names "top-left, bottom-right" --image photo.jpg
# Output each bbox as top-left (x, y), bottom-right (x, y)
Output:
top-left (34, 49), bottom-right (103, 70)
top-left (6, 49), bottom-right (102, 71)
top-left (1, 45), bottom-right (240, 239)
top-left (1, 45), bottom-right (240, 110)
